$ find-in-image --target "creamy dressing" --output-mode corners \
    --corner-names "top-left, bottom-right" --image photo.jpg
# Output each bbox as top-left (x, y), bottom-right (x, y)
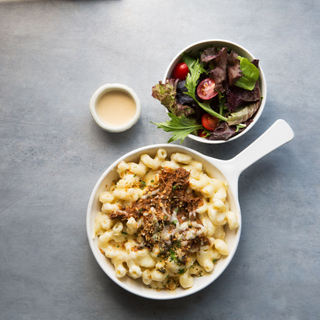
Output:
top-left (96, 90), bottom-right (136, 127)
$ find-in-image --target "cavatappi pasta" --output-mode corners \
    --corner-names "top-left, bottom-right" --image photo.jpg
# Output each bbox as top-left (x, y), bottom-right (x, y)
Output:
top-left (94, 149), bottom-right (239, 290)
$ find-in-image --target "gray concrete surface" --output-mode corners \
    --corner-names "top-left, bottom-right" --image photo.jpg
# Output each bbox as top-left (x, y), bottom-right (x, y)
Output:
top-left (0, 0), bottom-right (319, 319)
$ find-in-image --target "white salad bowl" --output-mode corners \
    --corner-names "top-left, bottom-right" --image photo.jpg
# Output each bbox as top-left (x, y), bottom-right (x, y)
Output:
top-left (163, 39), bottom-right (267, 144)
top-left (87, 120), bottom-right (293, 300)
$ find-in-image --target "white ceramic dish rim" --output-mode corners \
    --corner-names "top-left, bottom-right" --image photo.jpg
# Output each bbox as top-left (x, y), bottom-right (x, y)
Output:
top-left (163, 39), bottom-right (267, 144)
top-left (89, 83), bottom-right (141, 133)
top-left (86, 120), bottom-right (294, 300)
top-left (87, 144), bottom-right (241, 300)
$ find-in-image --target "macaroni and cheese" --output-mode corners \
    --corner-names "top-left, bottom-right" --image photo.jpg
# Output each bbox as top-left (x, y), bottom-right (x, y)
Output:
top-left (94, 149), bottom-right (238, 290)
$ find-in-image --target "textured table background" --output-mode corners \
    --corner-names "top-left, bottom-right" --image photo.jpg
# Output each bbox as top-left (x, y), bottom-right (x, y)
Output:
top-left (0, 1), bottom-right (319, 319)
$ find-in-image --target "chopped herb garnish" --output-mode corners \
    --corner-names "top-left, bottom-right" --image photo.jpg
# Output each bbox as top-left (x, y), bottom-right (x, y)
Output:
top-left (212, 259), bottom-right (218, 263)
top-left (169, 249), bottom-right (177, 262)
top-left (172, 220), bottom-right (177, 225)
top-left (178, 269), bottom-right (186, 275)
top-left (151, 180), bottom-right (154, 182)
top-left (121, 231), bottom-right (128, 235)
top-left (164, 215), bottom-right (167, 219)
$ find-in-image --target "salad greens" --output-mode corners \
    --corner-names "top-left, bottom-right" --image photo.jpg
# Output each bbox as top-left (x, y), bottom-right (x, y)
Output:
top-left (181, 52), bottom-right (197, 69)
top-left (151, 113), bottom-right (203, 143)
top-left (183, 59), bottom-right (228, 122)
top-left (227, 101), bottom-right (261, 126)
top-left (151, 46), bottom-right (262, 143)
top-left (234, 56), bottom-right (260, 91)
top-left (151, 78), bottom-right (194, 117)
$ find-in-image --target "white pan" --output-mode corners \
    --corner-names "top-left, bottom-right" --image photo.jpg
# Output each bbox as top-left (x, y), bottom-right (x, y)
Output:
top-left (87, 119), bottom-right (294, 300)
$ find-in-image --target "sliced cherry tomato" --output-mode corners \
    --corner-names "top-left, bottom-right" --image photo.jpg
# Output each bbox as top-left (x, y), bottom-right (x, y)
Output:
top-left (201, 114), bottom-right (219, 131)
top-left (198, 129), bottom-right (208, 138)
top-left (197, 78), bottom-right (218, 100)
top-left (172, 62), bottom-right (189, 80)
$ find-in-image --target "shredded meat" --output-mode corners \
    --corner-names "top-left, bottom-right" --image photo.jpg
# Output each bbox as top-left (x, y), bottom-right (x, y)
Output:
top-left (109, 167), bottom-right (207, 265)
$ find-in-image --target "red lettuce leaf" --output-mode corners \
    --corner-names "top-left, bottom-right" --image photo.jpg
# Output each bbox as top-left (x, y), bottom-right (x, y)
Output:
top-left (208, 122), bottom-right (237, 140)
top-left (226, 79), bottom-right (261, 112)
top-left (200, 47), bottom-right (219, 63)
top-left (208, 118), bottom-right (253, 140)
top-left (207, 47), bottom-right (228, 93)
top-left (152, 79), bottom-right (195, 117)
top-left (227, 51), bottom-right (243, 86)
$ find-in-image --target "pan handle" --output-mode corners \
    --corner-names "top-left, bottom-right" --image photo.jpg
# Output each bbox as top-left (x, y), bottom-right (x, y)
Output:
top-left (228, 119), bottom-right (294, 177)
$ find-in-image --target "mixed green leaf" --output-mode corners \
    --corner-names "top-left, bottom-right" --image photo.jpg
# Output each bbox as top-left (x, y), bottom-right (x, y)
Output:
top-left (234, 56), bottom-right (260, 91)
top-left (151, 113), bottom-right (203, 144)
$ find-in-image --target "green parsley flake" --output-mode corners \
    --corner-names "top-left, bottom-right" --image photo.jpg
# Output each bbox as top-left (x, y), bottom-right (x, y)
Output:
top-left (169, 249), bottom-right (177, 262)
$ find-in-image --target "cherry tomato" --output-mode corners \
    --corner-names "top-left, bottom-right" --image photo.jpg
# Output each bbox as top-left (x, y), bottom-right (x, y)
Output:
top-left (172, 62), bottom-right (189, 80)
top-left (198, 129), bottom-right (208, 138)
top-left (197, 78), bottom-right (218, 100)
top-left (201, 114), bottom-right (219, 131)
